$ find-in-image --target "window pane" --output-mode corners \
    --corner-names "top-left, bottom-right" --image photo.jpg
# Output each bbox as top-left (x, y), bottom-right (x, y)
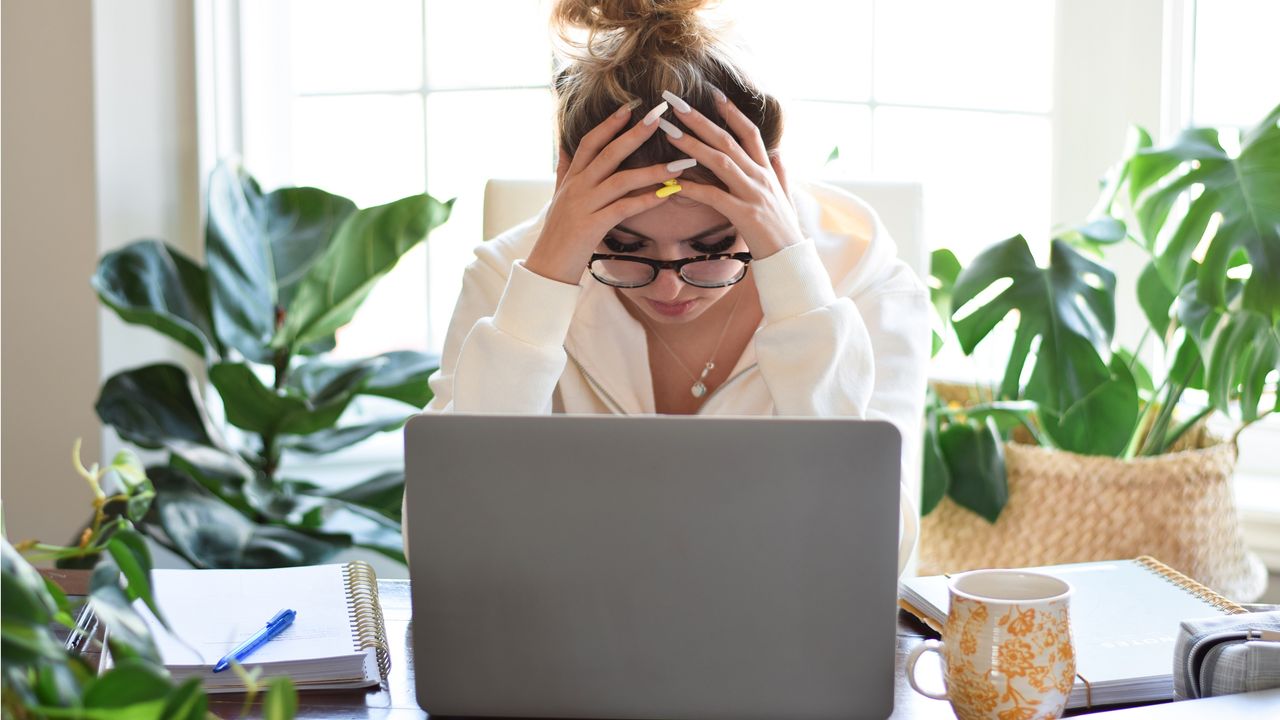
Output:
top-left (873, 106), bottom-right (1050, 260)
top-left (289, 0), bottom-right (423, 94)
top-left (874, 0), bottom-right (1053, 112)
top-left (1192, 0), bottom-right (1280, 128)
top-left (779, 101), bottom-right (872, 179)
top-left (730, 0), bottom-right (873, 102)
top-left (426, 0), bottom-right (552, 89)
top-left (287, 94), bottom-right (429, 357)
top-left (425, 89), bottom-right (555, 349)
top-left (289, 94), bottom-right (425, 207)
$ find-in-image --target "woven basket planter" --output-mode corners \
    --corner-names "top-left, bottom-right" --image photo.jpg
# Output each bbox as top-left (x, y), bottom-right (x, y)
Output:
top-left (920, 389), bottom-right (1268, 602)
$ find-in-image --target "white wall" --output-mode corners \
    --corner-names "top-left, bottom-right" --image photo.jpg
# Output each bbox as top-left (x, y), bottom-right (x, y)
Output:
top-left (1, 0), bottom-right (103, 547)
top-left (1, 0), bottom-right (201, 551)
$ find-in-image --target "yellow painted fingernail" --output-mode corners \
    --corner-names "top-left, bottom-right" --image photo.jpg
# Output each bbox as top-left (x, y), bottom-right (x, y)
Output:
top-left (656, 181), bottom-right (682, 198)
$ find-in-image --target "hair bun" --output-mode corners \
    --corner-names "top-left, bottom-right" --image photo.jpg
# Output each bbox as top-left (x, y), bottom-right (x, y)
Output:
top-left (552, 0), bottom-right (722, 69)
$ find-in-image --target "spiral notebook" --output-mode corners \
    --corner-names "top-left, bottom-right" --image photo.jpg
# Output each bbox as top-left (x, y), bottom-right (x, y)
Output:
top-left (899, 556), bottom-right (1246, 709)
top-left (104, 562), bottom-right (389, 692)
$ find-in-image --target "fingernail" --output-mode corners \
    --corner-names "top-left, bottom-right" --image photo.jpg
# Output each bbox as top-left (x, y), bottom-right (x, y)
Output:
top-left (708, 84), bottom-right (727, 104)
top-left (666, 158), bottom-right (697, 172)
top-left (656, 181), bottom-right (683, 198)
top-left (642, 101), bottom-right (669, 126)
top-left (661, 90), bottom-right (691, 114)
top-left (657, 118), bottom-right (683, 139)
top-left (616, 98), bottom-right (641, 117)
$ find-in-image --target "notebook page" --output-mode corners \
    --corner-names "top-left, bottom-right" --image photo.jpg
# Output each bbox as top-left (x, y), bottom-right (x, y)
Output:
top-left (901, 559), bottom-right (1230, 687)
top-left (141, 564), bottom-right (359, 667)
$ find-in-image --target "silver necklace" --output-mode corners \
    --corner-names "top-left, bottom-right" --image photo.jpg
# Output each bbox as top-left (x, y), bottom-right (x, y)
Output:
top-left (639, 291), bottom-right (743, 399)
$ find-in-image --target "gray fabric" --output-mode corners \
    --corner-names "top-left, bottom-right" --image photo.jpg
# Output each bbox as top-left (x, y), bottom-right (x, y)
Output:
top-left (1174, 610), bottom-right (1280, 700)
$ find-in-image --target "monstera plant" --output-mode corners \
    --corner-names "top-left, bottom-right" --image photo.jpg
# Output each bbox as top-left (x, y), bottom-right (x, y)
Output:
top-left (88, 161), bottom-right (452, 568)
top-left (925, 102), bottom-right (1280, 521)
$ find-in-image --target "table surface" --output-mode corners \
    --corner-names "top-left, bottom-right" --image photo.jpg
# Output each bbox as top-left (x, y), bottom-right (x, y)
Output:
top-left (37, 570), bottom-right (1218, 720)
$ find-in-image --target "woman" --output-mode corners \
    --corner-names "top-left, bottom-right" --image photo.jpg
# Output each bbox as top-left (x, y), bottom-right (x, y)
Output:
top-left (421, 0), bottom-right (930, 573)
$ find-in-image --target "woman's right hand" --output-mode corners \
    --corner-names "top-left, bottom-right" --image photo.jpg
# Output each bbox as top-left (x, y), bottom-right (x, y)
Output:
top-left (524, 100), bottom-right (689, 285)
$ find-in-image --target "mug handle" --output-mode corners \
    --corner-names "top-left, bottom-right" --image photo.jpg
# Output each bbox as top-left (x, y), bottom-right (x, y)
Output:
top-left (905, 639), bottom-right (950, 701)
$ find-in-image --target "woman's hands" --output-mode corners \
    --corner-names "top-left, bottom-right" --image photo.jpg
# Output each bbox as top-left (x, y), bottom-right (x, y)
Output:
top-left (525, 100), bottom-right (691, 285)
top-left (658, 91), bottom-right (805, 260)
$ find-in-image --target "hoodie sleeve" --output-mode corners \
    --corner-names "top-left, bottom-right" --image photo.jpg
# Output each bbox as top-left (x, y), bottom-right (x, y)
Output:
top-left (423, 253), bottom-right (581, 414)
top-left (751, 238), bottom-right (931, 575)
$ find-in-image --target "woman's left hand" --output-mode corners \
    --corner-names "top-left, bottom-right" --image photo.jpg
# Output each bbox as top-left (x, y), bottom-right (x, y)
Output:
top-left (660, 92), bottom-right (806, 260)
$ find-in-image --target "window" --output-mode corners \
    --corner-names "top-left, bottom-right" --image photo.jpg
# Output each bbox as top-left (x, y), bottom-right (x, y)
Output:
top-left (1174, 0), bottom-right (1280, 563)
top-left (230, 0), bottom-right (1056, 365)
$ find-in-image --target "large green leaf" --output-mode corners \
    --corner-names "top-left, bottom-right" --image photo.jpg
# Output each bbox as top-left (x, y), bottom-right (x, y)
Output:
top-left (95, 364), bottom-right (222, 452)
top-left (92, 239), bottom-right (218, 359)
top-left (147, 467), bottom-right (340, 569)
top-left (205, 162), bottom-right (358, 362)
top-left (1204, 310), bottom-right (1280, 421)
top-left (1030, 348), bottom-right (1140, 456)
top-left (279, 417), bottom-right (407, 455)
top-left (273, 193), bottom-right (453, 351)
top-left (325, 470), bottom-right (406, 521)
top-left (937, 417), bottom-right (1008, 523)
top-left (209, 362), bottom-right (360, 437)
top-left (951, 235), bottom-right (1117, 413)
top-left (284, 351), bottom-right (439, 414)
top-left (286, 496), bottom-right (405, 563)
top-left (920, 411), bottom-right (950, 516)
top-left (1127, 104), bottom-right (1280, 319)
top-left (1137, 260), bottom-right (1177, 341)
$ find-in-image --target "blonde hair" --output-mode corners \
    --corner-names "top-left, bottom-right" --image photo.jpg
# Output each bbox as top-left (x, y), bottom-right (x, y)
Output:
top-left (550, 0), bottom-right (784, 189)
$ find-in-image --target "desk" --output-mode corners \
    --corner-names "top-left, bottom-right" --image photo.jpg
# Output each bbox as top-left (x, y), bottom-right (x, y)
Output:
top-left (39, 571), bottom-right (1262, 719)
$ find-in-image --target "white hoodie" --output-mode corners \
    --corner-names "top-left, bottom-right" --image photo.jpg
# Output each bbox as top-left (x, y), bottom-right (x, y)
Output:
top-left (420, 179), bottom-right (930, 574)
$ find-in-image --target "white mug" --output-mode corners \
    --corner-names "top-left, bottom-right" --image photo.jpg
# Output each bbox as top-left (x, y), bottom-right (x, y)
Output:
top-left (906, 569), bottom-right (1075, 720)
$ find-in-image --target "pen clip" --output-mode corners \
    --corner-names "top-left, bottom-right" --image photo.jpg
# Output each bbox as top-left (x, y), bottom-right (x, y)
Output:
top-left (266, 608), bottom-right (295, 631)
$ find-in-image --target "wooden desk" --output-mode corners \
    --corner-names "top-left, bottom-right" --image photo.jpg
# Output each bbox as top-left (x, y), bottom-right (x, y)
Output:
top-left (42, 572), bottom-right (1174, 719)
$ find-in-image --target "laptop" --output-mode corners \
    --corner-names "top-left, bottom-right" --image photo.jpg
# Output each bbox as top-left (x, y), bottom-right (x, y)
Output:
top-left (404, 414), bottom-right (901, 719)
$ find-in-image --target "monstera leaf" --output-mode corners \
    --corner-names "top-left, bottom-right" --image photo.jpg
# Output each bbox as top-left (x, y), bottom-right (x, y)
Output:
top-left (951, 235), bottom-right (1116, 413)
top-left (1127, 103), bottom-right (1280, 319)
top-left (272, 193), bottom-right (453, 352)
top-left (205, 162), bottom-right (358, 362)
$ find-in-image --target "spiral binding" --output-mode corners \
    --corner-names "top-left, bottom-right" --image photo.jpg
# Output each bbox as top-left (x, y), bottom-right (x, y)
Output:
top-left (342, 561), bottom-right (391, 679)
top-left (1135, 555), bottom-right (1247, 615)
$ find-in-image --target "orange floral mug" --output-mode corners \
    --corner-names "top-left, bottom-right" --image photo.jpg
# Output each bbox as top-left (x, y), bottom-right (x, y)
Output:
top-left (906, 570), bottom-right (1075, 720)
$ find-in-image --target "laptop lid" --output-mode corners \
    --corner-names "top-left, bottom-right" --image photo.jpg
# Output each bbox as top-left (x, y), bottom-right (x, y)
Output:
top-left (405, 414), bottom-right (900, 720)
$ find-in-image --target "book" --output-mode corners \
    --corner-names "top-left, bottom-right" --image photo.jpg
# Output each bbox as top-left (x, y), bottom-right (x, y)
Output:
top-left (898, 556), bottom-right (1246, 709)
top-left (103, 561), bottom-right (389, 692)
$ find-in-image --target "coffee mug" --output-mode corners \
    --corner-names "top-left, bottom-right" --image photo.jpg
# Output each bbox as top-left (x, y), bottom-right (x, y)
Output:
top-left (906, 569), bottom-right (1075, 720)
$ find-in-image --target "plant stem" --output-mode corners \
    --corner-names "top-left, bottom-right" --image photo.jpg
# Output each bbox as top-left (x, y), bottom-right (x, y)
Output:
top-left (1139, 354), bottom-right (1202, 456)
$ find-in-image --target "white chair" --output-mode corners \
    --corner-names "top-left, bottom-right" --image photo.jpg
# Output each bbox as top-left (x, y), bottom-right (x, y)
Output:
top-left (482, 177), bottom-right (926, 278)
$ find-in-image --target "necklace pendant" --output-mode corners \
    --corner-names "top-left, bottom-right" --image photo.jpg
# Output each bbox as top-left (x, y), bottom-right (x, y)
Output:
top-left (691, 381), bottom-right (707, 398)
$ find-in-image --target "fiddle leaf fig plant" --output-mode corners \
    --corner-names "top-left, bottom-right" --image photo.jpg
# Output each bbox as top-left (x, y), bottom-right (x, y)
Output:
top-left (924, 102), bottom-right (1280, 522)
top-left (90, 161), bottom-right (452, 568)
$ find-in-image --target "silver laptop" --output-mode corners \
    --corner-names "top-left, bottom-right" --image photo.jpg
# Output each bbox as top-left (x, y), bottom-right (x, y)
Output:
top-left (404, 414), bottom-right (901, 719)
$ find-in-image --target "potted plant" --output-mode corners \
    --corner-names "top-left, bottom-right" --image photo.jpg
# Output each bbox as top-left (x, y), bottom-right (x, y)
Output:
top-left (2, 443), bottom-right (297, 719)
top-left (920, 103), bottom-right (1279, 600)
top-left (87, 161), bottom-right (452, 569)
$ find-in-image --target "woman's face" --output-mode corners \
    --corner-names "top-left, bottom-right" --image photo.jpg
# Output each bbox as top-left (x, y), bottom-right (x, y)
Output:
top-left (597, 190), bottom-right (747, 326)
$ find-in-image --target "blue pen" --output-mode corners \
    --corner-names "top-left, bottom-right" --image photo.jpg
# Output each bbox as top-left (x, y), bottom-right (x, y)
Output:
top-left (212, 608), bottom-right (297, 673)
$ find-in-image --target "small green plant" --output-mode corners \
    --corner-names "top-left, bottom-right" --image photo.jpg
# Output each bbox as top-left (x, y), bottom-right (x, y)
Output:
top-left (90, 161), bottom-right (452, 568)
top-left (924, 102), bottom-right (1280, 522)
top-left (1, 443), bottom-right (297, 720)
